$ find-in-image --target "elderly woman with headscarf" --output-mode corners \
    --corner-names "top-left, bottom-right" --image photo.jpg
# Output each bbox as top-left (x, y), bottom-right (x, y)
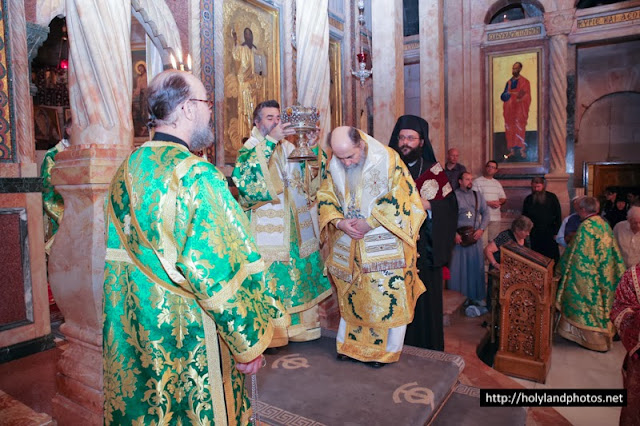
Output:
top-left (388, 115), bottom-right (458, 351)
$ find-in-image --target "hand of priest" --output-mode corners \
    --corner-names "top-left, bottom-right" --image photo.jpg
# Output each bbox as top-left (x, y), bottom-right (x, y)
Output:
top-left (269, 122), bottom-right (296, 141)
top-left (339, 218), bottom-right (367, 240)
top-left (308, 129), bottom-right (320, 147)
top-left (352, 218), bottom-right (372, 236)
top-left (473, 229), bottom-right (484, 241)
top-left (236, 355), bottom-right (265, 375)
top-left (455, 233), bottom-right (462, 245)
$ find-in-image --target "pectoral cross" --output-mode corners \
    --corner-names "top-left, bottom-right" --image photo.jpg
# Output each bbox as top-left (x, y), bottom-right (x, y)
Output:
top-left (466, 211), bottom-right (473, 219)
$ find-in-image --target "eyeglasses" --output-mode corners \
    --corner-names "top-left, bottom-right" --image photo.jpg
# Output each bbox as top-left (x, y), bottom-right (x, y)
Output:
top-left (398, 135), bottom-right (420, 142)
top-left (189, 98), bottom-right (214, 110)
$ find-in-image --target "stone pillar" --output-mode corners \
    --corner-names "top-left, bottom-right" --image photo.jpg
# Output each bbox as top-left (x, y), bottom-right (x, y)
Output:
top-left (419, 0), bottom-right (445, 160)
top-left (545, 11), bottom-right (573, 217)
top-left (371, 0), bottom-right (403, 143)
top-left (47, 1), bottom-right (133, 424)
top-left (50, 147), bottom-right (130, 425)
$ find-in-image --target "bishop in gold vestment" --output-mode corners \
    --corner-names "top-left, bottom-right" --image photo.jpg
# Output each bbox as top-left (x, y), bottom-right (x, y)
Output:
top-left (318, 126), bottom-right (426, 365)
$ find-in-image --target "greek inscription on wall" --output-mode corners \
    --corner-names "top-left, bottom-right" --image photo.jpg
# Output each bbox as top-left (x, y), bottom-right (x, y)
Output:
top-left (577, 10), bottom-right (640, 29)
top-left (487, 26), bottom-right (541, 42)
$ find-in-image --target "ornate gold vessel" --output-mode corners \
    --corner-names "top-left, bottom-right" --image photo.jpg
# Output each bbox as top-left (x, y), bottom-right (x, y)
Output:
top-left (281, 104), bottom-right (320, 161)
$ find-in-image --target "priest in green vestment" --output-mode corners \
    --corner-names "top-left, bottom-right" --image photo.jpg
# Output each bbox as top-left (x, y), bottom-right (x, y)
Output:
top-left (103, 70), bottom-right (288, 425)
top-left (232, 100), bottom-right (332, 347)
top-left (556, 196), bottom-right (626, 352)
top-left (41, 119), bottom-right (71, 254)
top-left (318, 126), bottom-right (426, 366)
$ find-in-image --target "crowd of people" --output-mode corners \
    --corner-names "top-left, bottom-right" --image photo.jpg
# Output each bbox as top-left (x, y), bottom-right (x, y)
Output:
top-left (102, 70), bottom-right (639, 424)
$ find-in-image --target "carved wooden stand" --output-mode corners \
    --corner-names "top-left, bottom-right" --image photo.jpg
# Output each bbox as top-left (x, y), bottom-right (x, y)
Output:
top-left (494, 242), bottom-right (556, 383)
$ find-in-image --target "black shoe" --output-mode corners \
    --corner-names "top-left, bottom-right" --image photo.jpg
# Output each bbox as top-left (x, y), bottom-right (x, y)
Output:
top-left (264, 347), bottom-right (279, 355)
top-left (337, 353), bottom-right (350, 361)
top-left (368, 361), bottom-right (385, 368)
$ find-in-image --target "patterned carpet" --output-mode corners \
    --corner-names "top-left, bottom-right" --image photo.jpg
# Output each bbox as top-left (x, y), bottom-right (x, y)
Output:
top-left (250, 331), bottom-right (525, 425)
top-left (252, 332), bottom-right (465, 425)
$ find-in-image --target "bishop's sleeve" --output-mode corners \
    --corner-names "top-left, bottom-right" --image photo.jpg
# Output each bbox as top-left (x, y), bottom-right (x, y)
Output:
top-left (317, 168), bottom-right (344, 237)
top-left (231, 136), bottom-right (280, 210)
top-left (369, 158), bottom-right (426, 247)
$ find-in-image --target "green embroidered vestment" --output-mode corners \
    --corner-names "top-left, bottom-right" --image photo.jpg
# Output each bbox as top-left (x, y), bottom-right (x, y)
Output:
top-left (103, 141), bottom-right (287, 425)
top-left (232, 132), bottom-right (331, 340)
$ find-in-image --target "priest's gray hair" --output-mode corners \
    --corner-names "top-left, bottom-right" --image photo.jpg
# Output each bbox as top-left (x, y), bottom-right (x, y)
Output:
top-left (347, 127), bottom-right (362, 146)
top-left (578, 196), bottom-right (599, 214)
top-left (253, 100), bottom-right (280, 125)
top-left (146, 70), bottom-right (193, 129)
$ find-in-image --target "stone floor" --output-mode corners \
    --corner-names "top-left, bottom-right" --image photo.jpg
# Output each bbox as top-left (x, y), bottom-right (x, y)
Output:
top-left (445, 310), bottom-right (625, 426)
top-left (0, 306), bottom-right (627, 425)
top-left (510, 334), bottom-right (624, 426)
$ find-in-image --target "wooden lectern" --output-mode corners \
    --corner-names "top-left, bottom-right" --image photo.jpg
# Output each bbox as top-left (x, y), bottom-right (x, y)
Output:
top-left (494, 241), bottom-right (556, 383)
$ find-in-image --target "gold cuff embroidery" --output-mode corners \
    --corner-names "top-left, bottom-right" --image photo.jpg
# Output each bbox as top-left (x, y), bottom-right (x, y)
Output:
top-left (199, 260), bottom-right (266, 311)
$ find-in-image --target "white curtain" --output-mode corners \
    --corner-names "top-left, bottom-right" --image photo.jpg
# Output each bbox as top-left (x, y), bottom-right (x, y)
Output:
top-left (296, 0), bottom-right (331, 148)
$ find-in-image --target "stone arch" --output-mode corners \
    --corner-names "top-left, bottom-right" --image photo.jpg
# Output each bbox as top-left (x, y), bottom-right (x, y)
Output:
top-left (131, 0), bottom-right (183, 65)
top-left (484, 0), bottom-right (545, 25)
top-left (574, 91), bottom-right (640, 171)
top-left (576, 59), bottom-right (640, 131)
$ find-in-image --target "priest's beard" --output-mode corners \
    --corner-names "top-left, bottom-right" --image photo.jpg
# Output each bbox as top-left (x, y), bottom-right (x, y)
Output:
top-left (190, 123), bottom-right (214, 152)
top-left (532, 190), bottom-right (547, 205)
top-left (399, 145), bottom-right (422, 165)
top-left (258, 122), bottom-right (277, 139)
top-left (345, 155), bottom-right (365, 194)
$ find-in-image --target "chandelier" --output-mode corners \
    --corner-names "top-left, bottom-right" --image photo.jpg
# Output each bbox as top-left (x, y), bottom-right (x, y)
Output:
top-left (351, 0), bottom-right (372, 86)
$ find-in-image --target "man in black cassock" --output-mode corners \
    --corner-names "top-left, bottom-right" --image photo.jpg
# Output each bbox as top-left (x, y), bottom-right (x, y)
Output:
top-left (389, 115), bottom-right (458, 351)
top-left (522, 176), bottom-right (562, 261)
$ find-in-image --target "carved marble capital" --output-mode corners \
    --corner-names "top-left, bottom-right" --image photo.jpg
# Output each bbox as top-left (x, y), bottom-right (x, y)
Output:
top-left (545, 10), bottom-right (574, 36)
top-left (51, 145), bottom-right (132, 186)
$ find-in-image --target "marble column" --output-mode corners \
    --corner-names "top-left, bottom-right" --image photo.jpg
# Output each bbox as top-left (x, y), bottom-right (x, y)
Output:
top-left (47, 1), bottom-right (133, 424)
top-left (419, 0), bottom-right (445, 160)
top-left (371, 0), bottom-right (403, 143)
top-left (544, 11), bottom-right (573, 217)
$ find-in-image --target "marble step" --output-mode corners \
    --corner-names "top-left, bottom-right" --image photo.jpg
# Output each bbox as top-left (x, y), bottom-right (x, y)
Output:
top-left (0, 390), bottom-right (53, 426)
top-left (432, 383), bottom-right (526, 426)
top-left (443, 289), bottom-right (467, 327)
